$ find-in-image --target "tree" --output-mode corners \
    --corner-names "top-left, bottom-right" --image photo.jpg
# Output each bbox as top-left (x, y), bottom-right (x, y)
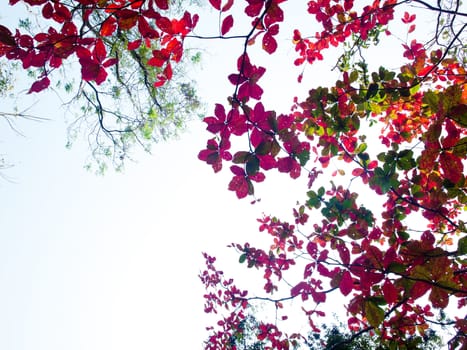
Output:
top-left (0, 0), bottom-right (202, 171)
top-left (218, 310), bottom-right (443, 349)
top-left (196, 1), bottom-right (466, 350)
top-left (307, 320), bottom-right (443, 350)
top-left (1, 0), bottom-right (465, 349)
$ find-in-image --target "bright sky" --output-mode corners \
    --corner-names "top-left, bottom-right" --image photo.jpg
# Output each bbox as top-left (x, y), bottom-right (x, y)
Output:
top-left (0, 1), bottom-right (459, 350)
top-left (0, 3), bottom-right (315, 349)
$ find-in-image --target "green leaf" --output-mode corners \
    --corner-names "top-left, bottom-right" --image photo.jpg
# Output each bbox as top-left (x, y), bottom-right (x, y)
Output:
top-left (355, 142), bottom-right (367, 154)
top-left (365, 83), bottom-right (379, 100)
top-left (449, 104), bottom-right (467, 127)
top-left (423, 90), bottom-right (439, 112)
top-left (317, 186), bottom-right (325, 197)
top-left (364, 300), bottom-right (385, 327)
top-left (239, 254), bottom-right (247, 263)
top-left (297, 149), bottom-right (310, 166)
top-left (458, 236), bottom-right (467, 255)
top-left (387, 262), bottom-right (407, 275)
top-left (400, 87), bottom-right (411, 97)
top-left (410, 83), bottom-right (420, 95)
top-left (246, 156), bottom-right (260, 176)
top-left (255, 141), bottom-right (271, 155)
top-left (232, 151), bottom-right (251, 164)
top-left (453, 137), bottom-right (467, 157)
top-left (307, 190), bottom-right (322, 209)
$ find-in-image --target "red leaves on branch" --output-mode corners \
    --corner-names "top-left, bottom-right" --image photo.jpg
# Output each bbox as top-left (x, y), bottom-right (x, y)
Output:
top-left (4, 0), bottom-right (199, 92)
top-left (198, 138), bottom-right (232, 173)
top-left (403, 39), bottom-right (425, 60)
top-left (229, 53), bottom-right (266, 101)
top-left (198, 5), bottom-right (466, 337)
top-left (402, 11), bottom-right (416, 24)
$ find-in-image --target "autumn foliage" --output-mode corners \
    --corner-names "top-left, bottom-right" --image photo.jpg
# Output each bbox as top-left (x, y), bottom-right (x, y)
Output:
top-left (1, 0), bottom-right (466, 349)
top-left (197, 1), bottom-right (466, 349)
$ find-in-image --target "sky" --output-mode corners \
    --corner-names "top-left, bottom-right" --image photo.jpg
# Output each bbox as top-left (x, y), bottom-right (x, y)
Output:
top-left (0, 2), bottom-right (316, 349)
top-left (0, 1), bottom-right (462, 350)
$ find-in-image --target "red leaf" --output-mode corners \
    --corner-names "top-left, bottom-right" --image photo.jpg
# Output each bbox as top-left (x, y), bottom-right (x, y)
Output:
top-left (0, 25), bottom-right (15, 46)
top-left (94, 38), bottom-right (106, 62)
top-left (311, 289), bottom-right (326, 303)
top-left (262, 32), bottom-right (277, 54)
top-left (245, 2), bottom-right (263, 17)
top-left (154, 0), bottom-right (169, 10)
top-left (138, 16), bottom-right (159, 39)
top-left (291, 281), bottom-right (308, 297)
top-left (53, 2), bottom-right (71, 22)
top-left (222, 0), bottom-right (234, 11)
top-left (221, 15), bottom-right (234, 36)
top-left (250, 172), bottom-right (265, 182)
top-left (306, 241), bottom-right (318, 259)
top-left (130, 0), bottom-right (143, 9)
top-left (127, 39), bottom-right (142, 50)
top-left (156, 16), bottom-right (173, 33)
top-left (209, 0), bottom-right (221, 10)
top-left (258, 155), bottom-right (276, 170)
top-left (230, 165), bottom-right (245, 176)
top-left (147, 49), bottom-right (170, 67)
top-left (49, 56), bottom-right (62, 68)
top-left (410, 281), bottom-right (430, 299)
top-left (116, 9), bottom-right (139, 30)
top-left (352, 168), bottom-right (364, 176)
top-left (80, 57), bottom-right (107, 84)
top-left (18, 35), bottom-right (33, 48)
top-left (367, 160), bottom-right (378, 169)
top-left (318, 156), bottom-right (330, 167)
top-left (163, 63), bottom-right (173, 80)
top-left (337, 243), bottom-right (350, 265)
top-left (429, 287), bottom-right (449, 308)
top-left (442, 119), bottom-right (460, 149)
top-left (28, 76), bottom-right (50, 93)
top-left (401, 12), bottom-right (416, 24)
top-left (42, 2), bottom-right (53, 19)
top-left (103, 58), bottom-right (117, 68)
top-left (228, 175), bottom-right (249, 198)
top-left (154, 75), bottom-right (167, 87)
top-left (339, 271), bottom-right (353, 296)
top-left (100, 17), bottom-right (117, 37)
top-left (440, 152), bottom-right (463, 184)
top-left (382, 279), bottom-right (398, 304)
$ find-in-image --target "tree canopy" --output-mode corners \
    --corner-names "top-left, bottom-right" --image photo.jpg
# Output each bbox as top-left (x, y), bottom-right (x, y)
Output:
top-left (1, 0), bottom-right (466, 349)
top-left (1, 0), bottom-right (202, 171)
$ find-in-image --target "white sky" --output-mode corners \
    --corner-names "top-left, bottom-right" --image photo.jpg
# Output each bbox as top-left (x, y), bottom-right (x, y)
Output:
top-left (0, 3), bottom-right (316, 349)
top-left (0, 1), bottom-right (462, 350)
